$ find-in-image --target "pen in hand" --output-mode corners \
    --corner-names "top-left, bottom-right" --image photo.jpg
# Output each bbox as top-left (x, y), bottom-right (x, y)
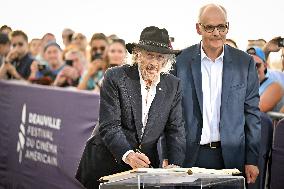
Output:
top-left (135, 149), bottom-right (153, 168)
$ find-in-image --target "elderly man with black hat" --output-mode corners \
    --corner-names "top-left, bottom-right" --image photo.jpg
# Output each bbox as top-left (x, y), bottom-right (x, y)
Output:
top-left (75, 26), bottom-right (186, 189)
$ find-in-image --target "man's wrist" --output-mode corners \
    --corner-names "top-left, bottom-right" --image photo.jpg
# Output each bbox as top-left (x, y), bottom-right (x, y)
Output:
top-left (122, 150), bottom-right (134, 163)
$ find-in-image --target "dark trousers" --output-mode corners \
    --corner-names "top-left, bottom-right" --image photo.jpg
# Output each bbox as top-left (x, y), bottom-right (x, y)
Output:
top-left (195, 145), bottom-right (225, 169)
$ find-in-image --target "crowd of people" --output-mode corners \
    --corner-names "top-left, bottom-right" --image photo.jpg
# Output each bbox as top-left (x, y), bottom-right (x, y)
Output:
top-left (0, 23), bottom-right (283, 113)
top-left (0, 26), bottom-right (127, 92)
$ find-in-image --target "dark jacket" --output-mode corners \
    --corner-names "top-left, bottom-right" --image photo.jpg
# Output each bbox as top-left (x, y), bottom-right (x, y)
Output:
top-left (175, 44), bottom-right (261, 172)
top-left (76, 64), bottom-right (186, 189)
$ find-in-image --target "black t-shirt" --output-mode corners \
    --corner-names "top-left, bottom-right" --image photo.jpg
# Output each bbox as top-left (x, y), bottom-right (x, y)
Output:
top-left (11, 53), bottom-right (34, 79)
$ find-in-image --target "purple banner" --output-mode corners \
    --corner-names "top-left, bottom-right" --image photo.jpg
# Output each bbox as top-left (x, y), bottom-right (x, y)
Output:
top-left (0, 81), bottom-right (99, 189)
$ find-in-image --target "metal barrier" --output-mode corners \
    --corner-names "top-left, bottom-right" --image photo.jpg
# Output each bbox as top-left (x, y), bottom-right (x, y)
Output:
top-left (267, 111), bottom-right (284, 121)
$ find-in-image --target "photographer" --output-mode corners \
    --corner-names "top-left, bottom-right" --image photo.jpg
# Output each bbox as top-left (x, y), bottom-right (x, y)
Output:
top-left (0, 30), bottom-right (36, 80)
top-left (53, 48), bottom-right (85, 87)
top-left (0, 60), bottom-right (23, 80)
top-left (35, 33), bottom-right (56, 66)
top-left (29, 42), bottom-right (65, 85)
top-left (0, 33), bottom-right (10, 66)
top-left (77, 33), bottom-right (108, 90)
top-left (93, 38), bottom-right (127, 93)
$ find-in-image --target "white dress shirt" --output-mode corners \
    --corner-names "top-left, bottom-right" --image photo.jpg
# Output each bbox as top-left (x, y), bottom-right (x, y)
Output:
top-left (200, 44), bottom-right (224, 145)
top-left (140, 71), bottom-right (160, 135)
top-left (122, 66), bottom-right (160, 162)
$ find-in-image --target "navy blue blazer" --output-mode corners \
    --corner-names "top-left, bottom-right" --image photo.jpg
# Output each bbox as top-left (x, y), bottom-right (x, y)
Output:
top-left (175, 44), bottom-right (261, 172)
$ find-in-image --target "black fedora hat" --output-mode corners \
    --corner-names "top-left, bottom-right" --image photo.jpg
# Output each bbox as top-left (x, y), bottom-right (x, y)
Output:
top-left (126, 26), bottom-right (180, 55)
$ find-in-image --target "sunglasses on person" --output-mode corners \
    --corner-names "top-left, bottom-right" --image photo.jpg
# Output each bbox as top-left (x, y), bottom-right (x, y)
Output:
top-left (12, 42), bottom-right (24, 48)
top-left (199, 23), bottom-right (229, 33)
top-left (92, 46), bottom-right (106, 52)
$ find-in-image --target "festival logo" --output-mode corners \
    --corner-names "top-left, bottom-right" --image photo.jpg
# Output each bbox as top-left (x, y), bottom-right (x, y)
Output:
top-left (16, 104), bottom-right (62, 166)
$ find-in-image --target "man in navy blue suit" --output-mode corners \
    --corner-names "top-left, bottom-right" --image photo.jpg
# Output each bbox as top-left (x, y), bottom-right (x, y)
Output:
top-left (175, 4), bottom-right (261, 184)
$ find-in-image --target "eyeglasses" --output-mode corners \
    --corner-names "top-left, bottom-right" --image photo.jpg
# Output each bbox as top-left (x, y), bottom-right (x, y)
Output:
top-left (145, 53), bottom-right (166, 62)
top-left (199, 23), bottom-right (228, 33)
top-left (12, 42), bottom-right (24, 48)
top-left (92, 46), bottom-right (106, 52)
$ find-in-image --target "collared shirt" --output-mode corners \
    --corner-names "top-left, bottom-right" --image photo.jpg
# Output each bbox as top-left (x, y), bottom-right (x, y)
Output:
top-left (122, 65), bottom-right (160, 162)
top-left (200, 44), bottom-right (224, 145)
top-left (139, 68), bottom-right (160, 135)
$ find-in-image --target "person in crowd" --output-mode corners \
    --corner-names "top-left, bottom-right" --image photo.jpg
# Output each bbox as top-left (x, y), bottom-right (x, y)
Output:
top-left (225, 38), bottom-right (238, 48)
top-left (76, 26), bottom-right (186, 189)
top-left (0, 25), bottom-right (12, 35)
top-left (0, 33), bottom-right (10, 66)
top-left (107, 34), bottom-right (119, 44)
top-left (29, 38), bottom-right (41, 58)
top-left (29, 41), bottom-right (65, 85)
top-left (93, 38), bottom-right (127, 92)
top-left (0, 34), bottom-right (19, 80)
top-left (247, 47), bottom-right (284, 112)
top-left (250, 44), bottom-right (284, 88)
top-left (89, 33), bottom-right (109, 62)
top-left (263, 36), bottom-right (284, 74)
top-left (71, 32), bottom-right (88, 59)
top-left (247, 39), bottom-right (266, 49)
top-left (174, 4), bottom-right (261, 184)
top-left (0, 30), bottom-right (36, 80)
top-left (62, 28), bottom-right (74, 49)
top-left (106, 39), bottom-right (126, 67)
top-left (263, 36), bottom-right (284, 71)
top-left (53, 48), bottom-right (86, 87)
top-left (35, 33), bottom-right (56, 66)
top-left (77, 33), bottom-right (108, 90)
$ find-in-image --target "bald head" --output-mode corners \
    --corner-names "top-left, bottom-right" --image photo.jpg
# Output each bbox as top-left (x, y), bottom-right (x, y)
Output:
top-left (198, 4), bottom-right (227, 23)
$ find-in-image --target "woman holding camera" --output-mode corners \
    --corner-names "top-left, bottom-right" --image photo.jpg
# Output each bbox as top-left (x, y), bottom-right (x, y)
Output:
top-left (77, 34), bottom-right (127, 91)
top-left (92, 38), bottom-right (127, 93)
top-left (77, 33), bottom-right (108, 90)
